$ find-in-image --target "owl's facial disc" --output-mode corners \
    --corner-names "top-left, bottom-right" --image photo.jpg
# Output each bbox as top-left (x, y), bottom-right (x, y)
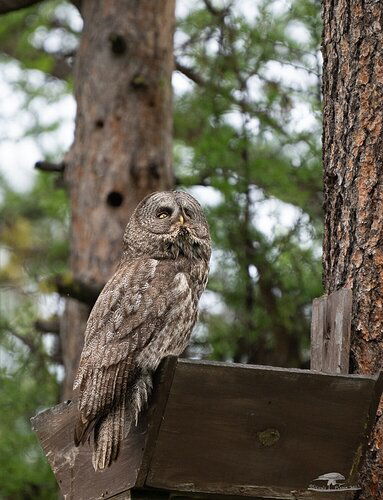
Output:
top-left (123, 191), bottom-right (211, 260)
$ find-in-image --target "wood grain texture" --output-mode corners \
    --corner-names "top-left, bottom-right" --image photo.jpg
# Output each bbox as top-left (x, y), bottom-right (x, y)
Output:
top-left (322, 1), bottom-right (383, 495)
top-left (32, 359), bottom-right (382, 499)
top-left (311, 288), bottom-right (352, 374)
top-left (31, 358), bottom-right (176, 500)
top-left (147, 360), bottom-right (378, 498)
top-left (127, 489), bottom-right (354, 500)
top-left (31, 400), bottom-right (147, 500)
top-left (136, 357), bottom-right (178, 487)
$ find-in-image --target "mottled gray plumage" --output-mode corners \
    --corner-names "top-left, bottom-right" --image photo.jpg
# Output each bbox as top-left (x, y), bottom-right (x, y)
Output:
top-left (73, 191), bottom-right (211, 470)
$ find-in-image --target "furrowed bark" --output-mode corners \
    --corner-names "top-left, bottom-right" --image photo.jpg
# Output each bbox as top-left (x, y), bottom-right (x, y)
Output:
top-left (62, 0), bottom-right (175, 399)
top-left (322, 1), bottom-right (383, 497)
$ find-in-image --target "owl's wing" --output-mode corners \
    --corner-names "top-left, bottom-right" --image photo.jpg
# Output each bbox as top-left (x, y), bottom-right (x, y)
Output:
top-left (73, 257), bottom-right (191, 443)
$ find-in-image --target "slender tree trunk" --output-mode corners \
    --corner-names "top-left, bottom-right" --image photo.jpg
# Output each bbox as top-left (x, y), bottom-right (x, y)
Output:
top-left (322, 1), bottom-right (383, 497)
top-left (62, 0), bottom-right (175, 399)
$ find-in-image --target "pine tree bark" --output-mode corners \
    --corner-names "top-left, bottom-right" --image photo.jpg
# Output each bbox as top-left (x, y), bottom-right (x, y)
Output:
top-left (322, 1), bottom-right (383, 497)
top-left (62, 0), bottom-right (175, 399)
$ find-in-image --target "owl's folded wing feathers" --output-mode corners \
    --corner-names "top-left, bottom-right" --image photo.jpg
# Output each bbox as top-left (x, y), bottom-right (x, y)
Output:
top-left (73, 257), bottom-right (192, 444)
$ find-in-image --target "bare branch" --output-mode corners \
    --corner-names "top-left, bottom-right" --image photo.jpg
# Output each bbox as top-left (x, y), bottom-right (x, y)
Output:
top-left (34, 317), bottom-right (60, 335)
top-left (8, 326), bottom-right (63, 365)
top-left (175, 60), bottom-right (205, 86)
top-left (269, 58), bottom-right (320, 77)
top-left (175, 59), bottom-right (288, 136)
top-left (1, 47), bottom-right (73, 81)
top-left (202, 0), bottom-right (232, 18)
top-left (9, 329), bottom-right (37, 353)
top-left (70, 0), bottom-right (82, 12)
top-left (48, 53), bottom-right (73, 80)
top-left (35, 161), bottom-right (65, 173)
top-left (52, 274), bottom-right (103, 306)
top-left (202, 0), bottom-right (221, 16)
top-left (0, 0), bottom-right (42, 15)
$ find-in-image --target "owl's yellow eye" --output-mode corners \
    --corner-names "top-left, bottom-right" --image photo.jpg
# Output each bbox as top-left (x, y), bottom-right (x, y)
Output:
top-left (157, 212), bottom-right (169, 219)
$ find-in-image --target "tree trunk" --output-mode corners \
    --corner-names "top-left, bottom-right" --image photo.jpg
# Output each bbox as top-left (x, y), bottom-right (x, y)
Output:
top-left (322, 1), bottom-right (383, 497)
top-left (62, 0), bottom-right (175, 399)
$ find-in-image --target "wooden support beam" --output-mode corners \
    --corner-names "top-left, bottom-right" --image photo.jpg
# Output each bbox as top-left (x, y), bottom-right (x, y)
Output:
top-left (310, 288), bottom-right (352, 374)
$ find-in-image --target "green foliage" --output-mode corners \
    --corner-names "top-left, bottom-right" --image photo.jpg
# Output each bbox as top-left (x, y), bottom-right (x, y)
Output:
top-left (0, 171), bottom-right (68, 498)
top-left (0, 0), bottom-right (77, 82)
top-left (0, 172), bottom-right (68, 284)
top-left (174, 0), bottom-right (323, 365)
top-left (0, 307), bottom-right (59, 499)
top-left (0, 2), bottom-right (75, 496)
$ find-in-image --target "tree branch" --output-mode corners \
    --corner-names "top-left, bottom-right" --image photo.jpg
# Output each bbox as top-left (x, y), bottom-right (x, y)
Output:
top-left (0, 0), bottom-right (42, 15)
top-left (175, 60), bottom-right (205, 86)
top-left (52, 274), bottom-right (103, 306)
top-left (70, 0), bottom-right (82, 12)
top-left (8, 326), bottom-right (63, 365)
top-left (9, 329), bottom-right (37, 352)
top-left (34, 317), bottom-right (60, 335)
top-left (1, 47), bottom-right (73, 81)
top-left (202, 0), bottom-right (232, 18)
top-left (175, 58), bottom-right (288, 136)
top-left (35, 161), bottom-right (65, 173)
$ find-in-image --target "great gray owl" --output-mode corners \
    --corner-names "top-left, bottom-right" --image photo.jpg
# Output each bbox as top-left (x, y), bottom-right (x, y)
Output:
top-left (73, 191), bottom-right (211, 471)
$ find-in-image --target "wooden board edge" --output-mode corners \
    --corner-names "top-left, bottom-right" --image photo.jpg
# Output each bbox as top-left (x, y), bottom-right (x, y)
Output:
top-left (331, 288), bottom-right (352, 373)
top-left (310, 295), bottom-right (327, 371)
top-left (135, 356), bottom-right (178, 487)
top-left (30, 399), bottom-right (73, 433)
top-left (176, 357), bottom-right (377, 381)
top-left (141, 482), bottom-right (355, 499)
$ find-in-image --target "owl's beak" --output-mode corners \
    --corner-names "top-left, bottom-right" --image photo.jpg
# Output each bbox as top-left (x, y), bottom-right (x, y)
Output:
top-left (178, 214), bottom-right (185, 225)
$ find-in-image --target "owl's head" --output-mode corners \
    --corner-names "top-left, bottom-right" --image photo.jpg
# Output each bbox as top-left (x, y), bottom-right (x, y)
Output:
top-left (123, 191), bottom-right (211, 261)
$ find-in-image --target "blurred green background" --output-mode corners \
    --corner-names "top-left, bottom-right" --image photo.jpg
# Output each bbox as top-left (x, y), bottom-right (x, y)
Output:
top-left (0, 0), bottom-right (323, 497)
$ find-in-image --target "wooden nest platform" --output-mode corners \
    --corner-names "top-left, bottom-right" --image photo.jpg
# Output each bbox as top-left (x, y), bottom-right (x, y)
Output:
top-left (32, 356), bottom-right (383, 500)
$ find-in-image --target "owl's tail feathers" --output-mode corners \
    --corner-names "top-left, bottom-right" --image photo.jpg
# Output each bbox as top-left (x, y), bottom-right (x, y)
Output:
top-left (129, 371), bottom-right (153, 428)
top-left (74, 416), bottom-right (95, 447)
top-left (92, 402), bottom-right (126, 471)
top-left (75, 372), bottom-right (153, 471)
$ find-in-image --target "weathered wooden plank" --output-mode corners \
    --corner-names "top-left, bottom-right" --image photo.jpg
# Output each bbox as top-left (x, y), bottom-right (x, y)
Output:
top-left (110, 490), bottom-right (170, 499)
top-left (109, 492), bottom-right (132, 500)
top-left (32, 358), bottom-right (381, 499)
top-left (166, 494), bottom-right (355, 500)
top-left (311, 288), bottom-right (352, 374)
top-left (310, 296), bottom-right (327, 372)
top-left (136, 356), bottom-right (178, 487)
top-left (147, 359), bottom-right (376, 499)
top-left (31, 357), bottom-right (176, 500)
top-left (127, 488), bottom-right (355, 500)
top-left (31, 400), bottom-right (147, 500)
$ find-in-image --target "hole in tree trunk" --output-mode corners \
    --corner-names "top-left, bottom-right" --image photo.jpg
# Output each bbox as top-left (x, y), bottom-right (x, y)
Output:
top-left (108, 33), bottom-right (127, 55)
top-left (106, 191), bottom-right (124, 208)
